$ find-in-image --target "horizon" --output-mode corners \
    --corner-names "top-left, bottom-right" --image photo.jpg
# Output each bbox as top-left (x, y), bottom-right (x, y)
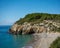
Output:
top-left (0, 0), bottom-right (60, 25)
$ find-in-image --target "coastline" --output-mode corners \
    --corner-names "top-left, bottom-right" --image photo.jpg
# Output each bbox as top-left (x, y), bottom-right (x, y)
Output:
top-left (9, 13), bottom-right (60, 48)
top-left (22, 32), bottom-right (60, 48)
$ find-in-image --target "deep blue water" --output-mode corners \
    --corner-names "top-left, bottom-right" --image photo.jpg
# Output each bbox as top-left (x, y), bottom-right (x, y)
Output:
top-left (0, 26), bottom-right (33, 48)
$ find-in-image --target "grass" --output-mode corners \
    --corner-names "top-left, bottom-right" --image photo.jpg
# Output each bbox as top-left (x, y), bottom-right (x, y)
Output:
top-left (16, 13), bottom-right (60, 24)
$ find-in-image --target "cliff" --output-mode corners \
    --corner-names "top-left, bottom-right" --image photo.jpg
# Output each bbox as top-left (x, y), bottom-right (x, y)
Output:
top-left (9, 13), bottom-right (60, 35)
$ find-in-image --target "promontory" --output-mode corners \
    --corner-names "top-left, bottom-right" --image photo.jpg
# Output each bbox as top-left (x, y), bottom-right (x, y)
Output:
top-left (9, 13), bottom-right (60, 48)
top-left (9, 13), bottom-right (60, 35)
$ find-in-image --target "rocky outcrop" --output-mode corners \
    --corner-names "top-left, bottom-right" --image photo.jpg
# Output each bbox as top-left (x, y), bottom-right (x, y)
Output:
top-left (9, 20), bottom-right (60, 35)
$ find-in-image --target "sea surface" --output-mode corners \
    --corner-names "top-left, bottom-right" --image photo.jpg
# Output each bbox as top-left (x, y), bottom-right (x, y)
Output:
top-left (0, 26), bottom-right (33, 48)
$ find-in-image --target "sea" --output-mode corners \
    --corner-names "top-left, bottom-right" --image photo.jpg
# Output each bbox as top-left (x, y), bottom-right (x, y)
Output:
top-left (0, 25), bottom-right (33, 48)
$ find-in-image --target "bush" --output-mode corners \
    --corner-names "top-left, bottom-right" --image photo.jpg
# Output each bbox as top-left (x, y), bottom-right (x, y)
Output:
top-left (16, 13), bottom-right (60, 24)
top-left (49, 37), bottom-right (60, 48)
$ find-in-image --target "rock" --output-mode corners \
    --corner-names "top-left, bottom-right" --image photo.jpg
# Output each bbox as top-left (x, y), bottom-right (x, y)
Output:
top-left (9, 20), bottom-right (60, 35)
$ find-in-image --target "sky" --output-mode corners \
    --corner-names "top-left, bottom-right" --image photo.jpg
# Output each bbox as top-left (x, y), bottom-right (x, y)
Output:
top-left (0, 0), bottom-right (60, 25)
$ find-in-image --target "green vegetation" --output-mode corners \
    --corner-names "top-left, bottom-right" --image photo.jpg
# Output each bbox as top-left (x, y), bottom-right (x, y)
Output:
top-left (49, 37), bottom-right (60, 48)
top-left (16, 13), bottom-right (60, 24)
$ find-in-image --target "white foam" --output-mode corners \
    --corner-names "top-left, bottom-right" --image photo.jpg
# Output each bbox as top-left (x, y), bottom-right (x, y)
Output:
top-left (22, 46), bottom-right (33, 48)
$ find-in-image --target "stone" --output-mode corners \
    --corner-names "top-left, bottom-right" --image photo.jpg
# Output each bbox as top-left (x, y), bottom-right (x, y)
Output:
top-left (9, 20), bottom-right (60, 35)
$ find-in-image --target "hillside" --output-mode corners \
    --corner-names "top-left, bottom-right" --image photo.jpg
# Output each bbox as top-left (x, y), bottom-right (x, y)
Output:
top-left (16, 13), bottom-right (60, 24)
top-left (9, 13), bottom-right (60, 35)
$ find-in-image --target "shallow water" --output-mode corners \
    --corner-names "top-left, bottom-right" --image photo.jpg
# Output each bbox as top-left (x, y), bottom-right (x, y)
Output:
top-left (0, 26), bottom-right (33, 48)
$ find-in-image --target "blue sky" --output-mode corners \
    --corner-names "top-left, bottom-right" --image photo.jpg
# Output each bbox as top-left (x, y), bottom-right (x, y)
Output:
top-left (0, 0), bottom-right (60, 25)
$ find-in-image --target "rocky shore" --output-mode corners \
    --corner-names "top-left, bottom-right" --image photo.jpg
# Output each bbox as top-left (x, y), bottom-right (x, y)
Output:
top-left (9, 13), bottom-right (60, 48)
top-left (9, 20), bottom-right (60, 48)
top-left (9, 20), bottom-right (60, 35)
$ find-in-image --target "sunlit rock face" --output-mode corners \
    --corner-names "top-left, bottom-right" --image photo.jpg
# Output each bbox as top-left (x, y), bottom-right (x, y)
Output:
top-left (9, 24), bottom-right (18, 34)
top-left (9, 20), bottom-right (60, 35)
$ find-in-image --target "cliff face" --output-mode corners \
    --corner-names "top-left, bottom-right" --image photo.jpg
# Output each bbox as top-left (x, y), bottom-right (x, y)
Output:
top-left (9, 13), bottom-right (60, 35)
top-left (9, 20), bottom-right (60, 35)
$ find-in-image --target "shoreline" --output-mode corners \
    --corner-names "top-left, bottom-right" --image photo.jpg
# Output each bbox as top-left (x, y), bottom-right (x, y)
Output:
top-left (22, 32), bottom-right (60, 48)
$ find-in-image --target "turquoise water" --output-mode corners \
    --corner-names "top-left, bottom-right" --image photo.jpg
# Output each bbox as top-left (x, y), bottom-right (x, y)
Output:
top-left (0, 26), bottom-right (33, 48)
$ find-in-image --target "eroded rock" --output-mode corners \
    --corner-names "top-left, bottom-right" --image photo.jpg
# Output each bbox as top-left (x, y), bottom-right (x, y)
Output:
top-left (9, 20), bottom-right (60, 35)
